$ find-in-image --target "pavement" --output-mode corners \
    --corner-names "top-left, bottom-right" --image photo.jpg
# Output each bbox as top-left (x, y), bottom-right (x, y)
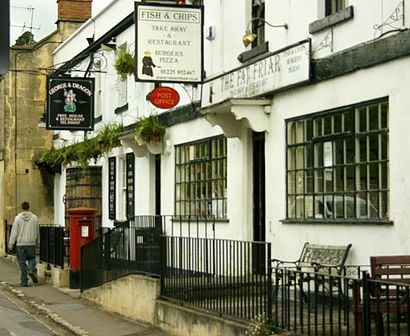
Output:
top-left (0, 256), bottom-right (167, 336)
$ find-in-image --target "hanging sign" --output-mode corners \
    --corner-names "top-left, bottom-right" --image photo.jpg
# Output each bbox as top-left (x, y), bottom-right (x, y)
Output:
top-left (149, 86), bottom-right (180, 109)
top-left (46, 77), bottom-right (94, 130)
top-left (134, 2), bottom-right (203, 84)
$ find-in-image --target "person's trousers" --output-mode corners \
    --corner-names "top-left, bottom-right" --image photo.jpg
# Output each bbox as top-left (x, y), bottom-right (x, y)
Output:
top-left (16, 245), bottom-right (36, 285)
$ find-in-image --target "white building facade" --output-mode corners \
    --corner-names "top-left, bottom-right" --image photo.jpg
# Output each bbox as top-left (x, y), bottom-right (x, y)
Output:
top-left (50, 0), bottom-right (410, 265)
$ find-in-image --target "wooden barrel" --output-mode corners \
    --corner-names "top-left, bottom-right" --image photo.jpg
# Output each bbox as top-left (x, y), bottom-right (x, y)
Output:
top-left (65, 167), bottom-right (102, 230)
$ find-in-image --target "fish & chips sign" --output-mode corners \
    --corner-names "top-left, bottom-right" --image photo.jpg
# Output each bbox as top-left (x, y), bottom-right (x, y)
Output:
top-left (135, 2), bottom-right (203, 84)
top-left (47, 77), bottom-right (94, 130)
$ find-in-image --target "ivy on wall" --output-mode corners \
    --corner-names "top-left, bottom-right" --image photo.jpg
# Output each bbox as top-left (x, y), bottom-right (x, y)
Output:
top-left (37, 124), bottom-right (124, 170)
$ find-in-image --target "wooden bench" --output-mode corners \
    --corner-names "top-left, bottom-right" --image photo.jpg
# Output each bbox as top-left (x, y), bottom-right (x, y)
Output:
top-left (271, 242), bottom-right (352, 274)
top-left (353, 255), bottom-right (410, 336)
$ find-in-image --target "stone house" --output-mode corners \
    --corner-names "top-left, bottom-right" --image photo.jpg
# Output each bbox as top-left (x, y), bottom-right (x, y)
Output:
top-left (0, 0), bottom-right (94, 255)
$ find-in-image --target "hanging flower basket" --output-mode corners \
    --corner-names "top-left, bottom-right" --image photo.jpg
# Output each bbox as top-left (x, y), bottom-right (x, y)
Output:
top-left (114, 46), bottom-right (135, 80)
top-left (135, 115), bottom-right (166, 144)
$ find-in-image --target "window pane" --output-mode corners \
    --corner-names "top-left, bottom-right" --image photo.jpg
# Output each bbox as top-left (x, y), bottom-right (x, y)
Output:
top-left (305, 119), bottom-right (313, 141)
top-left (315, 169), bottom-right (323, 192)
top-left (369, 134), bottom-right (379, 161)
top-left (296, 146), bottom-right (304, 169)
top-left (324, 168), bottom-right (333, 192)
top-left (344, 111), bottom-right (352, 132)
top-left (345, 138), bottom-right (355, 164)
top-left (359, 137), bottom-right (367, 163)
top-left (381, 133), bottom-right (388, 160)
top-left (334, 113), bottom-right (342, 133)
top-left (381, 162), bottom-right (388, 189)
top-left (324, 115), bottom-right (332, 135)
top-left (346, 165), bottom-right (355, 191)
top-left (357, 192), bottom-right (367, 218)
top-left (358, 107), bottom-right (367, 132)
top-left (287, 122), bottom-right (295, 144)
top-left (288, 148), bottom-right (295, 170)
top-left (369, 192), bottom-right (379, 219)
top-left (381, 102), bottom-right (388, 129)
top-left (335, 167), bottom-right (344, 191)
top-left (314, 143), bottom-right (323, 167)
top-left (369, 163), bottom-right (379, 190)
top-left (288, 196), bottom-right (295, 218)
top-left (288, 172), bottom-right (296, 194)
top-left (305, 145), bottom-right (313, 168)
top-left (334, 195), bottom-right (344, 218)
top-left (305, 195), bottom-right (314, 218)
top-left (296, 120), bottom-right (304, 143)
top-left (314, 118), bottom-right (322, 137)
top-left (334, 139), bottom-right (344, 165)
top-left (368, 104), bottom-right (379, 131)
top-left (305, 170), bottom-right (314, 193)
top-left (381, 191), bottom-right (389, 218)
top-left (315, 195), bottom-right (324, 218)
top-left (296, 171), bottom-right (304, 193)
top-left (358, 164), bottom-right (367, 191)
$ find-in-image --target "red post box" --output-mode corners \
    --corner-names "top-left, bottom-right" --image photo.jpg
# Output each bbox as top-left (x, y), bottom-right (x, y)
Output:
top-left (68, 207), bottom-right (96, 288)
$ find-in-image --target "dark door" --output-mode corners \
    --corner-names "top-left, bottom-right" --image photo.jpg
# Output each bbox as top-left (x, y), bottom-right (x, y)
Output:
top-left (253, 132), bottom-right (266, 242)
top-left (155, 154), bottom-right (161, 215)
top-left (252, 132), bottom-right (266, 274)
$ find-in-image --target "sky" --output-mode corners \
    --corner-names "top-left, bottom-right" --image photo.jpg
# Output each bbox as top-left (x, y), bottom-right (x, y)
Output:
top-left (10, 0), bottom-right (108, 45)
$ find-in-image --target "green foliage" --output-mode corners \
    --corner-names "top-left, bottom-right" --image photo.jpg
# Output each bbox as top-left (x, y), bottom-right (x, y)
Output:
top-left (13, 31), bottom-right (36, 46)
top-left (135, 115), bottom-right (166, 144)
top-left (38, 124), bottom-right (124, 169)
top-left (114, 46), bottom-right (135, 80)
top-left (246, 315), bottom-right (281, 336)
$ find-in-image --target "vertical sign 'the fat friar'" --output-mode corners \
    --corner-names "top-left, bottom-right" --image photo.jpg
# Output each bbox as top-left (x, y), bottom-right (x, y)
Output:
top-left (135, 2), bottom-right (203, 84)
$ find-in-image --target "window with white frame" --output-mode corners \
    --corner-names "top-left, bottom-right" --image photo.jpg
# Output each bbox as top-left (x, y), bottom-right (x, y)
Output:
top-left (286, 99), bottom-right (389, 221)
top-left (175, 136), bottom-right (227, 219)
top-left (325, 0), bottom-right (346, 16)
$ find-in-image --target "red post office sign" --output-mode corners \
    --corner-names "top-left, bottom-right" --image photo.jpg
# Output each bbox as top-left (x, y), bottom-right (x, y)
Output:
top-left (149, 86), bottom-right (180, 109)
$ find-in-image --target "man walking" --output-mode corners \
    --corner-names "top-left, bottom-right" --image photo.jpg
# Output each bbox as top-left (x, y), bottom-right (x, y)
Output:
top-left (8, 201), bottom-right (40, 286)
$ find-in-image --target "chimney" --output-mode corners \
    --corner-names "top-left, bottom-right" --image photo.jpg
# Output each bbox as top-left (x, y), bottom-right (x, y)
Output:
top-left (57, 0), bottom-right (92, 23)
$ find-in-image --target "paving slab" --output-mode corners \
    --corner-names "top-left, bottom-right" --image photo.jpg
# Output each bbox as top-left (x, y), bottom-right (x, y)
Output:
top-left (0, 256), bottom-right (167, 336)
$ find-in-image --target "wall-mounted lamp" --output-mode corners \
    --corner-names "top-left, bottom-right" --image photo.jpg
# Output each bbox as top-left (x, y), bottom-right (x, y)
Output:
top-left (243, 17), bottom-right (288, 47)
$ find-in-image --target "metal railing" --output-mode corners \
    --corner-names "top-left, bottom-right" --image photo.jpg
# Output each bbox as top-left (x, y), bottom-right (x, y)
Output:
top-left (81, 216), bottom-right (164, 291)
top-left (39, 225), bottom-right (68, 269)
top-left (272, 266), bottom-right (410, 336)
top-left (161, 236), bottom-right (272, 322)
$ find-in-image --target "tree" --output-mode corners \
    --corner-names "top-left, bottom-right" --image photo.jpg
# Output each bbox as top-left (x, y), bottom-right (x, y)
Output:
top-left (13, 31), bottom-right (36, 46)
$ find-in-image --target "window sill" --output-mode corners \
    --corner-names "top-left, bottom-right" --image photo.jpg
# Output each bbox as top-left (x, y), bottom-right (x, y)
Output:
top-left (281, 218), bottom-right (393, 225)
top-left (237, 42), bottom-right (269, 63)
top-left (115, 103), bottom-right (129, 114)
top-left (309, 6), bottom-right (354, 34)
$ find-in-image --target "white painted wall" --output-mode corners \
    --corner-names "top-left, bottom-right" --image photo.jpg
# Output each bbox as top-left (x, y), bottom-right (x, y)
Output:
top-left (51, 0), bottom-right (410, 266)
top-left (267, 57), bottom-right (410, 265)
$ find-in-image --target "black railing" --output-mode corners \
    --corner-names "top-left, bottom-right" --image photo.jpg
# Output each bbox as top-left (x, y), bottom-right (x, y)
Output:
top-left (161, 236), bottom-right (272, 322)
top-left (272, 266), bottom-right (410, 336)
top-left (39, 225), bottom-right (68, 269)
top-left (81, 216), bottom-right (164, 291)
